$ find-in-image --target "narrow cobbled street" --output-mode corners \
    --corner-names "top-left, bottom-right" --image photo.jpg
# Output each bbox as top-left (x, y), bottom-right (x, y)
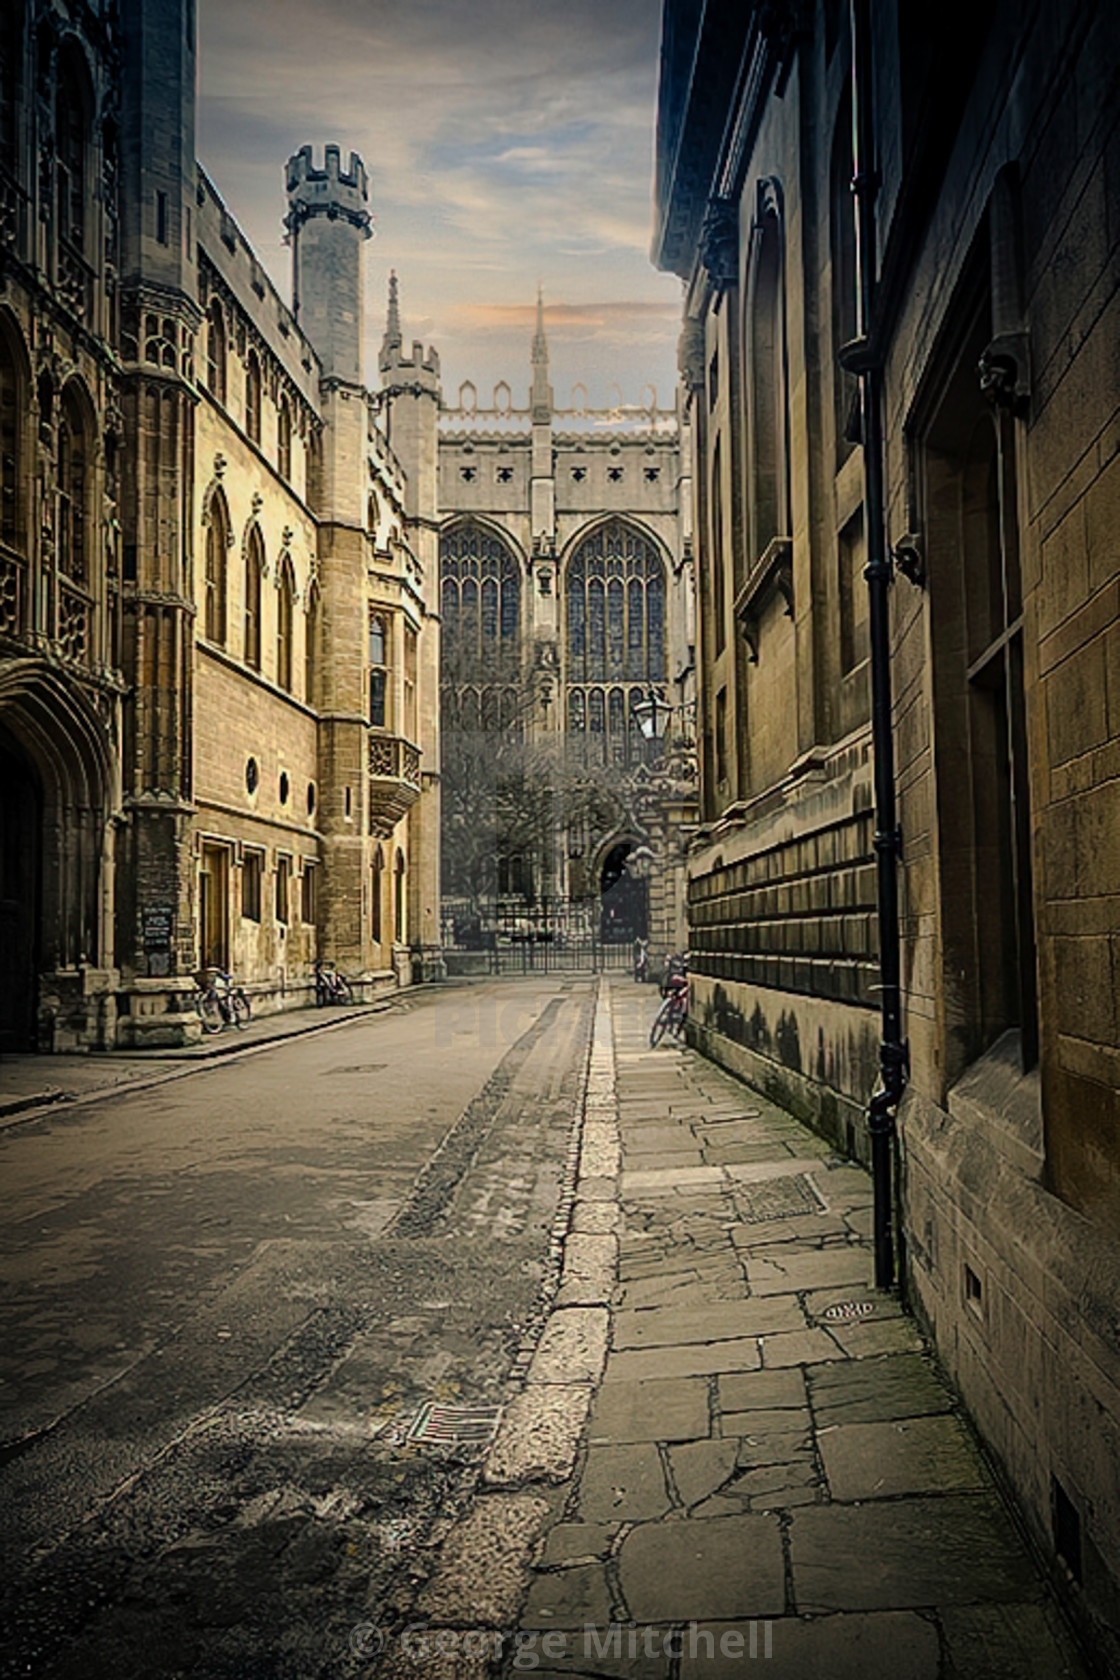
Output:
top-left (1, 979), bottom-right (1088, 1678)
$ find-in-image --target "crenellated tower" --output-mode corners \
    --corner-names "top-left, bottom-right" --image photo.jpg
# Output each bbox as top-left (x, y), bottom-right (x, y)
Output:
top-left (285, 145), bottom-right (371, 386)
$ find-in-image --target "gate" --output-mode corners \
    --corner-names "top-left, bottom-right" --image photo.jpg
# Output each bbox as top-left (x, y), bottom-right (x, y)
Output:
top-left (442, 898), bottom-right (636, 976)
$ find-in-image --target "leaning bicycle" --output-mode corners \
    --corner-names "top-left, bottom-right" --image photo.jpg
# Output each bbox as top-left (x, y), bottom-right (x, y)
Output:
top-left (314, 960), bottom-right (355, 1006)
top-left (195, 969), bottom-right (251, 1034)
top-left (650, 971), bottom-right (689, 1047)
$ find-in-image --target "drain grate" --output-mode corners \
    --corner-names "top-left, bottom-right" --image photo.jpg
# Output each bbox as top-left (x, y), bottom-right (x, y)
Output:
top-left (405, 1402), bottom-right (502, 1447)
top-left (736, 1174), bottom-right (824, 1223)
top-left (821, 1299), bottom-right (876, 1322)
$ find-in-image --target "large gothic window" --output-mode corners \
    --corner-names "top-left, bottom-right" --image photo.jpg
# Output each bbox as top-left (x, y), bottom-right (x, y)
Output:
top-left (204, 490), bottom-right (229, 645)
top-left (245, 348), bottom-right (261, 446)
top-left (440, 521), bottom-right (521, 681)
top-left (0, 320), bottom-right (23, 560)
top-left (566, 520), bottom-right (666, 766)
top-left (56, 381), bottom-right (92, 662)
top-left (276, 556), bottom-right (295, 692)
top-left (244, 524), bottom-right (264, 670)
top-left (205, 300), bottom-right (226, 405)
top-left (56, 44), bottom-right (91, 257)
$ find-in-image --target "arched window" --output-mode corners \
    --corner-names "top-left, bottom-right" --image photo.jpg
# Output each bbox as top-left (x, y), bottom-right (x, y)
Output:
top-left (830, 93), bottom-right (858, 466)
top-left (306, 428), bottom-right (323, 513)
top-left (243, 524), bottom-right (264, 670)
top-left (0, 3), bottom-right (23, 174)
top-left (57, 382), bottom-right (89, 588)
top-left (565, 520), bottom-right (666, 766)
top-left (394, 848), bottom-right (406, 944)
top-left (245, 348), bottom-right (261, 445)
top-left (56, 380), bottom-right (92, 662)
top-left (746, 180), bottom-right (789, 560)
top-left (368, 610), bottom-right (389, 726)
top-left (371, 844), bottom-right (384, 944)
top-left (304, 580), bottom-right (319, 705)
top-left (0, 317), bottom-right (24, 559)
top-left (276, 556), bottom-right (294, 692)
top-left (277, 395), bottom-right (291, 480)
top-left (204, 489), bottom-right (229, 645)
top-left (439, 521), bottom-right (521, 682)
top-left (205, 299), bottom-right (226, 404)
top-left (56, 43), bottom-right (92, 257)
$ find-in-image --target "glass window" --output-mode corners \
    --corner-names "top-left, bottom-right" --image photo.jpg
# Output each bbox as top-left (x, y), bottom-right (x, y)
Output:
top-left (244, 526), bottom-right (263, 670)
top-left (276, 560), bottom-right (294, 691)
top-left (242, 850), bottom-right (263, 921)
top-left (245, 349), bottom-right (261, 445)
top-left (275, 855), bottom-right (290, 924)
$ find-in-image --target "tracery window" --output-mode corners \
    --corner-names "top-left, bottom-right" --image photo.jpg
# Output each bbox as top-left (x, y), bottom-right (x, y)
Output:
top-left (276, 556), bottom-right (294, 692)
top-left (369, 610), bottom-right (389, 727)
top-left (56, 381), bottom-right (92, 661)
top-left (244, 524), bottom-right (264, 670)
top-left (440, 521), bottom-right (521, 678)
top-left (277, 395), bottom-right (291, 480)
top-left (245, 348), bottom-right (261, 445)
top-left (56, 45), bottom-right (90, 255)
top-left (305, 580), bottom-right (319, 705)
top-left (0, 322), bottom-right (23, 557)
top-left (204, 490), bottom-right (229, 645)
top-left (205, 300), bottom-right (226, 404)
top-left (565, 520), bottom-right (666, 766)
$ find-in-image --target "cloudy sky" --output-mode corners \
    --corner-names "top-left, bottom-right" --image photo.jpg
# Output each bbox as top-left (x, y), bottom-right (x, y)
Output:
top-left (196, 0), bottom-right (684, 411)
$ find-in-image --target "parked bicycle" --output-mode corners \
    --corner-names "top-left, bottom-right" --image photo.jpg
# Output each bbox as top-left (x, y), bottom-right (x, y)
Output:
top-left (314, 960), bottom-right (355, 1007)
top-left (650, 956), bottom-right (689, 1047)
top-left (195, 969), bottom-right (251, 1034)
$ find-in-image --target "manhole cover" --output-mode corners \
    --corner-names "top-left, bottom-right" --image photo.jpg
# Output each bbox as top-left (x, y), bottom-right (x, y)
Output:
top-left (821, 1300), bottom-right (876, 1322)
top-left (406, 1402), bottom-right (502, 1447)
top-left (736, 1174), bottom-right (824, 1223)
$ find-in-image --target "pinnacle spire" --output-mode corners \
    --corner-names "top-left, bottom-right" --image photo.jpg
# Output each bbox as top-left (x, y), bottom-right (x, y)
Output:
top-left (532, 284), bottom-right (548, 366)
top-left (384, 270), bottom-right (402, 352)
top-left (531, 286), bottom-right (552, 420)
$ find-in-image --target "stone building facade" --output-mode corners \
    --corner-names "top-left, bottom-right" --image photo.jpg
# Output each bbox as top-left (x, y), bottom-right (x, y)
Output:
top-left (655, 0), bottom-right (1120, 1661)
top-left (0, 0), bottom-right (440, 1051)
top-left (435, 295), bottom-right (697, 965)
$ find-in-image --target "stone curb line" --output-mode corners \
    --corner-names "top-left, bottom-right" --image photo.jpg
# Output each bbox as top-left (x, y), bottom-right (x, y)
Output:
top-left (381, 982), bottom-right (620, 1663)
top-left (0, 1000), bottom-right (402, 1133)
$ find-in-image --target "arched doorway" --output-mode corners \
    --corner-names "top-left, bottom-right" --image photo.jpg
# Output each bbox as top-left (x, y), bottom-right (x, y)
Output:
top-left (0, 731), bottom-right (42, 1050)
top-left (599, 841), bottom-right (648, 945)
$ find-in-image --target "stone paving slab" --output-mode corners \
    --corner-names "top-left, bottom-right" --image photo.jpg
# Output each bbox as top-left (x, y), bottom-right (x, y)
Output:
top-left (807, 1353), bottom-right (954, 1424)
top-left (678, 1611), bottom-right (941, 1680)
top-left (618, 1513), bottom-right (786, 1621)
top-left (578, 1443), bottom-right (672, 1522)
top-left (667, 1438), bottom-right (740, 1506)
top-left (605, 1338), bottom-right (762, 1383)
top-left (718, 1368), bottom-right (808, 1411)
top-left (588, 1376), bottom-right (710, 1444)
top-left (522, 1562), bottom-right (614, 1628)
top-left (789, 1496), bottom-right (1042, 1611)
top-left (818, 1413), bottom-right (988, 1500)
top-left (747, 1247), bottom-right (873, 1295)
top-left (939, 1601), bottom-right (1088, 1679)
top-left (539, 1522), bottom-right (617, 1565)
top-left (612, 1298), bottom-right (804, 1349)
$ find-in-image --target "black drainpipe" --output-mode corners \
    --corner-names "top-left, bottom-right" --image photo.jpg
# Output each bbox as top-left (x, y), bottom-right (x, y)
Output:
top-left (840, 0), bottom-right (906, 1292)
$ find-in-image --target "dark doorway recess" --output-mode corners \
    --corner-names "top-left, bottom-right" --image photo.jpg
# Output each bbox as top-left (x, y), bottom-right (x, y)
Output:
top-left (0, 732), bottom-right (42, 1051)
top-left (599, 841), bottom-right (648, 945)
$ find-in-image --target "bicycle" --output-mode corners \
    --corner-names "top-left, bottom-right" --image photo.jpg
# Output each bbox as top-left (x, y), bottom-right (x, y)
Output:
top-left (650, 974), bottom-right (689, 1047)
top-left (314, 960), bottom-right (355, 1007)
top-left (195, 969), bottom-right (251, 1034)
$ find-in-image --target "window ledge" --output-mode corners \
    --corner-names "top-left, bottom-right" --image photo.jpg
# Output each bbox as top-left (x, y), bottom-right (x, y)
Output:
top-left (734, 535), bottom-right (793, 663)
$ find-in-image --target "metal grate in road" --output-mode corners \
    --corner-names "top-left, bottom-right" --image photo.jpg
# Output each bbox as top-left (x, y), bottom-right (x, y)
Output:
top-left (736, 1173), bottom-right (825, 1223)
top-left (405, 1402), bottom-right (502, 1447)
top-left (821, 1299), bottom-right (876, 1321)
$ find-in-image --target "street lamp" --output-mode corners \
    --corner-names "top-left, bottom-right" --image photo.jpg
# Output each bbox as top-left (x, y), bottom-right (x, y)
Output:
top-left (631, 689), bottom-right (673, 740)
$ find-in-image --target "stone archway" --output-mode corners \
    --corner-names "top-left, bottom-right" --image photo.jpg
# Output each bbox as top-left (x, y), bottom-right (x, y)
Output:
top-left (599, 839), bottom-right (648, 946)
top-left (0, 660), bottom-right (118, 1049)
